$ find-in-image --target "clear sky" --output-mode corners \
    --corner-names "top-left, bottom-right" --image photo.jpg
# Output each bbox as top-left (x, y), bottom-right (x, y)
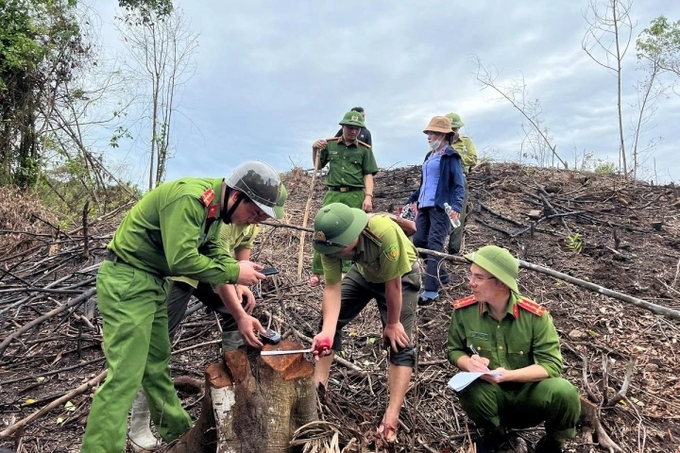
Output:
top-left (92, 0), bottom-right (680, 186)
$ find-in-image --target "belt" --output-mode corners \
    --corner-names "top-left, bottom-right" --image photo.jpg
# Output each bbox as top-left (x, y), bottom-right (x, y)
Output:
top-left (105, 250), bottom-right (121, 263)
top-left (328, 186), bottom-right (363, 192)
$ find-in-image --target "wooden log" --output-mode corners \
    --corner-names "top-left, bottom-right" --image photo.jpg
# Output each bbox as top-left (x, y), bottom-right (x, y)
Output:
top-left (168, 341), bottom-right (317, 453)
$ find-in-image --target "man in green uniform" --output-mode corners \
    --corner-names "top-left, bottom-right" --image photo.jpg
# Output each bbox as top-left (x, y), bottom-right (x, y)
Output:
top-left (128, 185), bottom-right (288, 451)
top-left (310, 203), bottom-right (420, 444)
top-left (309, 110), bottom-right (379, 286)
top-left (445, 112), bottom-right (477, 255)
top-left (81, 161), bottom-right (283, 453)
top-left (446, 245), bottom-right (580, 453)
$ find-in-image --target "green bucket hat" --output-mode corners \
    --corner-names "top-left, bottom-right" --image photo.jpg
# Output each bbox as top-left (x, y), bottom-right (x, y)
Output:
top-left (312, 203), bottom-right (367, 254)
top-left (339, 110), bottom-right (365, 128)
top-left (273, 183), bottom-right (287, 219)
top-left (464, 245), bottom-right (519, 293)
top-left (445, 112), bottom-right (465, 129)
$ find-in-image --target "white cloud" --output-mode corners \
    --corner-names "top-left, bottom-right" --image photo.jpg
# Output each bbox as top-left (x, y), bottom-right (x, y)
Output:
top-left (90, 0), bottom-right (680, 184)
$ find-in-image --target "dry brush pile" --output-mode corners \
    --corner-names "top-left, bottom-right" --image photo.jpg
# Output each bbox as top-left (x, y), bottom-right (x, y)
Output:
top-left (1, 163), bottom-right (679, 452)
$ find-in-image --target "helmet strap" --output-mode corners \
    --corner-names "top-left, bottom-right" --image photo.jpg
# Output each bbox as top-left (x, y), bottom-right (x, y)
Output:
top-left (221, 187), bottom-right (244, 224)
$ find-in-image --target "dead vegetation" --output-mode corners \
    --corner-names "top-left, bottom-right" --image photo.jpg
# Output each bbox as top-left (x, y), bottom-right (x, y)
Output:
top-left (1, 163), bottom-right (679, 452)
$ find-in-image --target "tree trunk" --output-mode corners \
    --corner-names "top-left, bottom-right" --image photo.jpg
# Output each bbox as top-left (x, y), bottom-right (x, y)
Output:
top-left (169, 340), bottom-right (317, 453)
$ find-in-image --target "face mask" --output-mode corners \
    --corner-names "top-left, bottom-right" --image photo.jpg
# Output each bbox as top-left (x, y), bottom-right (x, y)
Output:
top-left (428, 138), bottom-right (442, 151)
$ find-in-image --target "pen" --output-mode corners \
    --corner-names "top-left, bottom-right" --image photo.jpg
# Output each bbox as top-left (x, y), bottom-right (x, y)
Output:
top-left (469, 344), bottom-right (479, 356)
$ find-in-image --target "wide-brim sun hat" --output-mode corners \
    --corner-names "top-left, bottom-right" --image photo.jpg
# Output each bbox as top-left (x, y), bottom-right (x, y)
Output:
top-left (464, 245), bottom-right (519, 294)
top-left (312, 203), bottom-right (368, 255)
top-left (423, 116), bottom-right (453, 134)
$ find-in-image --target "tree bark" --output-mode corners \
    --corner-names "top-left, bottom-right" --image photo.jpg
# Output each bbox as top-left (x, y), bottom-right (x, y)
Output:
top-left (169, 340), bottom-right (317, 453)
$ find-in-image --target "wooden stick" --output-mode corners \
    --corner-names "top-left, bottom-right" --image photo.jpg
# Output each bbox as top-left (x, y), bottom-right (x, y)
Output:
top-left (0, 370), bottom-right (107, 439)
top-left (297, 153), bottom-right (320, 278)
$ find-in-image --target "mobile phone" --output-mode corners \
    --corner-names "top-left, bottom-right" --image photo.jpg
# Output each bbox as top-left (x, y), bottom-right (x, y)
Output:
top-left (260, 267), bottom-right (279, 276)
top-left (260, 329), bottom-right (282, 344)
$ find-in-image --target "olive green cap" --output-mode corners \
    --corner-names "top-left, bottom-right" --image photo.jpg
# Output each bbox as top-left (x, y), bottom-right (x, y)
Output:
top-left (274, 184), bottom-right (287, 219)
top-left (464, 245), bottom-right (519, 294)
top-left (226, 161), bottom-right (281, 219)
top-left (312, 203), bottom-right (367, 254)
top-left (339, 110), bottom-right (365, 128)
top-left (445, 112), bottom-right (465, 129)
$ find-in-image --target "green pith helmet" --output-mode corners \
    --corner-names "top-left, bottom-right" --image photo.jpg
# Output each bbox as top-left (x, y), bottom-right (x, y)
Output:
top-left (339, 110), bottom-right (365, 128)
top-left (464, 245), bottom-right (519, 293)
top-left (445, 112), bottom-right (465, 129)
top-left (312, 203), bottom-right (368, 254)
top-left (274, 183), bottom-right (287, 219)
top-left (226, 161), bottom-right (281, 219)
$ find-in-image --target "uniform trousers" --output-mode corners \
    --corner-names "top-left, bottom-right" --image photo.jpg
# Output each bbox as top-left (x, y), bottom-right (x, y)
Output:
top-left (81, 260), bottom-right (191, 453)
top-left (327, 265), bottom-right (420, 367)
top-left (458, 377), bottom-right (580, 442)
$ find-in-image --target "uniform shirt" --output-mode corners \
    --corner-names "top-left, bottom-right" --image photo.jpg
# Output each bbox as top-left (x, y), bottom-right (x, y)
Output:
top-left (171, 223), bottom-right (260, 288)
top-left (220, 223), bottom-right (260, 256)
top-left (446, 292), bottom-right (563, 378)
top-left (320, 215), bottom-right (417, 285)
top-left (319, 137), bottom-right (378, 188)
top-left (108, 177), bottom-right (238, 286)
top-left (452, 136), bottom-right (477, 172)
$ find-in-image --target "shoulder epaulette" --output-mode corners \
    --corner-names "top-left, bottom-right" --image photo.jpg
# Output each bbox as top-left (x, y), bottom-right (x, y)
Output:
top-left (362, 228), bottom-right (382, 247)
top-left (452, 295), bottom-right (478, 310)
top-left (200, 188), bottom-right (215, 207)
top-left (326, 137), bottom-right (340, 142)
top-left (357, 140), bottom-right (371, 149)
top-left (517, 298), bottom-right (546, 316)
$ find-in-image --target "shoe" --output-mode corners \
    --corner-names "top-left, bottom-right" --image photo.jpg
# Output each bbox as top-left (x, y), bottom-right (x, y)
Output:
top-left (535, 436), bottom-right (565, 453)
top-left (418, 291), bottom-right (439, 306)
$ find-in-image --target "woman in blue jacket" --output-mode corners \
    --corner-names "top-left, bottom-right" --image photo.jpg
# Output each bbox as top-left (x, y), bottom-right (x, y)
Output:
top-left (408, 116), bottom-right (465, 305)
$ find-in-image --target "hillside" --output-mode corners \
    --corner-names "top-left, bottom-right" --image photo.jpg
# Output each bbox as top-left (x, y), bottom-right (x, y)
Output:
top-left (0, 163), bottom-right (679, 452)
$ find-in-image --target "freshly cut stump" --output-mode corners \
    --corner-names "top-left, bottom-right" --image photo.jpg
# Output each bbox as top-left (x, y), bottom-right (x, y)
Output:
top-left (168, 340), bottom-right (317, 453)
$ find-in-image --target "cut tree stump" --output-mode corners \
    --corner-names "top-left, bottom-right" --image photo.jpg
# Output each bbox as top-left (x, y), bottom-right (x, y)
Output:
top-left (168, 340), bottom-right (317, 453)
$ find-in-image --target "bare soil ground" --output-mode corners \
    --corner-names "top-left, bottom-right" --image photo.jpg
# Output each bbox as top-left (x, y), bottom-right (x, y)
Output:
top-left (1, 163), bottom-right (679, 452)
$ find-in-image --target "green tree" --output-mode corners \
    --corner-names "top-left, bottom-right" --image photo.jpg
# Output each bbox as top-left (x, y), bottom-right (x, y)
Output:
top-left (636, 16), bottom-right (680, 77)
top-left (118, 0), bottom-right (173, 24)
top-left (0, 0), bottom-right (87, 187)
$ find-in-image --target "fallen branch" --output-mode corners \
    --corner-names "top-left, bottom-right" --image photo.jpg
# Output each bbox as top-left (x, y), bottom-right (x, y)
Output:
top-left (0, 370), bottom-right (107, 439)
top-left (416, 247), bottom-right (680, 321)
top-left (0, 288), bottom-right (97, 357)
